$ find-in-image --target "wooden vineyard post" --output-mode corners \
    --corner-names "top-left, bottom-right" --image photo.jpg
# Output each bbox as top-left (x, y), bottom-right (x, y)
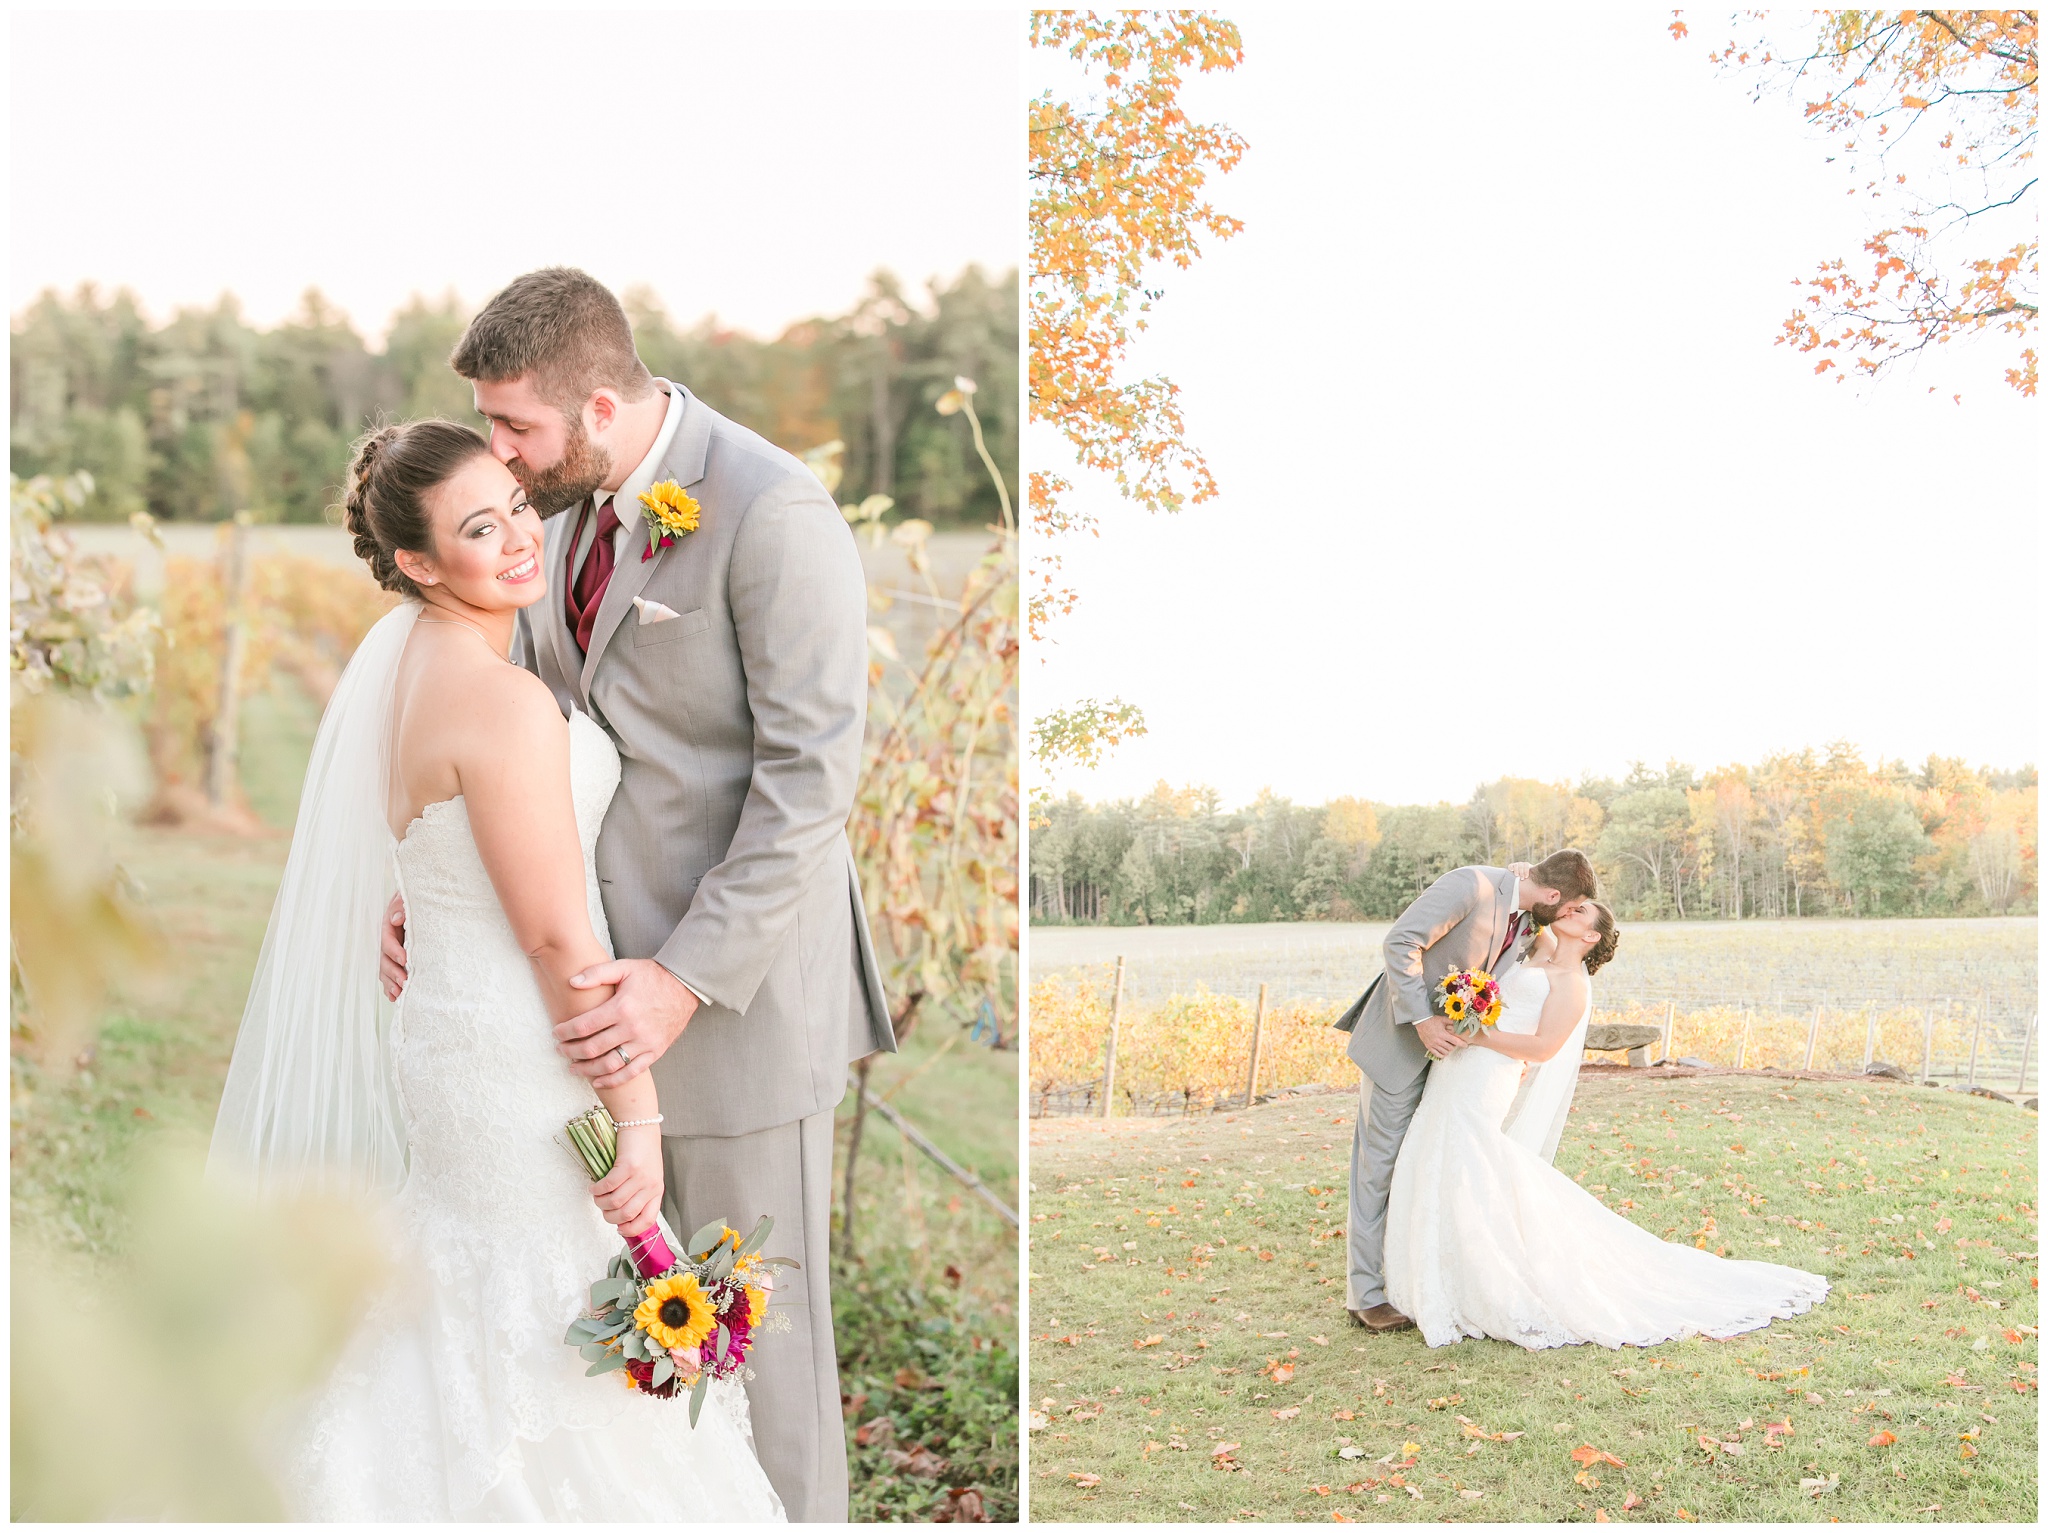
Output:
top-left (1245, 983), bottom-right (1269, 1107)
top-left (1803, 1003), bottom-right (1822, 1072)
top-left (205, 513), bottom-right (253, 809)
top-left (1661, 1000), bottom-right (1675, 1064)
top-left (1100, 956), bottom-right (1126, 1120)
top-left (1920, 1005), bottom-right (1937, 1085)
top-left (1862, 1009), bottom-right (1878, 1072)
top-left (1967, 1007), bottom-right (1984, 1090)
top-left (1736, 1009), bottom-right (1752, 1071)
top-left (2015, 1013), bottom-right (2036, 1097)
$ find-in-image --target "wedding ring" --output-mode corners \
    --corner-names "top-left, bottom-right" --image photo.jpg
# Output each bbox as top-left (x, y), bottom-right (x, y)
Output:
top-left (615, 1045), bottom-right (632, 1067)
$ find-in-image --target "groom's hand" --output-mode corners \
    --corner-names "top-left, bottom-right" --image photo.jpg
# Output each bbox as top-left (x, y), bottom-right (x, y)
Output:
top-left (1414, 1015), bottom-right (1468, 1060)
top-left (556, 958), bottom-right (700, 1088)
top-left (379, 894), bottom-right (408, 1000)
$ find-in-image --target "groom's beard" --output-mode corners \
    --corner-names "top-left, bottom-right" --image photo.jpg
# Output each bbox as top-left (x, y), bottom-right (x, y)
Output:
top-left (1529, 899), bottom-right (1566, 924)
top-left (512, 419), bottom-right (612, 519)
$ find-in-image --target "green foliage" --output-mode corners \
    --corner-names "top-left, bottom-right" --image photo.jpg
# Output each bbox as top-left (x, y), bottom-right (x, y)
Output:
top-left (1031, 749), bottom-right (2039, 926)
top-left (1032, 698), bottom-right (1148, 772)
top-left (835, 1243), bottom-right (1020, 1523)
top-left (1027, 1075), bottom-right (2038, 1522)
top-left (11, 269), bottom-right (1017, 529)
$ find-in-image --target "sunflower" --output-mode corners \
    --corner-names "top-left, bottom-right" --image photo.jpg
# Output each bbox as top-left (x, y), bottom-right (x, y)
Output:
top-left (638, 480), bottom-right (701, 557)
top-left (1444, 997), bottom-right (1467, 1019)
top-left (634, 1272), bottom-right (717, 1351)
top-left (746, 1283), bottom-right (768, 1326)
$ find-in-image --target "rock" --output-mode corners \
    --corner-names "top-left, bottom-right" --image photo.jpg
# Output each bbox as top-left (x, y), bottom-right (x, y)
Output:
top-left (1968, 1087), bottom-right (2014, 1104)
top-left (1672, 1057), bottom-right (1715, 1070)
top-left (1585, 1023), bottom-right (1663, 1053)
top-left (1864, 1061), bottom-right (1912, 1082)
top-left (2024, 1098), bottom-right (2038, 1112)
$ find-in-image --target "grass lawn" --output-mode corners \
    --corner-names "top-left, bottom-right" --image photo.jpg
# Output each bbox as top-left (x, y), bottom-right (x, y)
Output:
top-left (11, 681), bottom-right (1017, 1522)
top-left (1027, 1071), bottom-right (2037, 1523)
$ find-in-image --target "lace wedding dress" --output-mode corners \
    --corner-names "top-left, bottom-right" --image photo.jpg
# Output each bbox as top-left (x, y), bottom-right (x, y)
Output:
top-left (287, 711), bottom-right (783, 1521)
top-left (1383, 964), bottom-right (1828, 1350)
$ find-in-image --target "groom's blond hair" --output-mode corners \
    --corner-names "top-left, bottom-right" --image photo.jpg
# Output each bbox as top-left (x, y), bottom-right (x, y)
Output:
top-left (451, 267), bottom-right (655, 413)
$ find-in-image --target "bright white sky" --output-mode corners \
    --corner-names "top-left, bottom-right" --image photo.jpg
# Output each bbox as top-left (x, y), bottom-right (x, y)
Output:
top-left (10, 7), bottom-right (1018, 339)
top-left (1032, 11), bottom-right (2039, 810)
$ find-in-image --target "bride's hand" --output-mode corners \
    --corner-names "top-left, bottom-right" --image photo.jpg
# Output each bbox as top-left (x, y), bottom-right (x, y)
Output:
top-left (592, 1124), bottom-right (664, 1235)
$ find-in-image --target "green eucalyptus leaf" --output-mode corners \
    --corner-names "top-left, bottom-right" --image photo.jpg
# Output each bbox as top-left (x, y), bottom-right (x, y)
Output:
top-left (685, 1218), bottom-right (728, 1259)
top-left (586, 1352), bottom-right (628, 1377)
top-left (688, 1372), bottom-right (710, 1428)
top-left (651, 1355), bottom-right (674, 1388)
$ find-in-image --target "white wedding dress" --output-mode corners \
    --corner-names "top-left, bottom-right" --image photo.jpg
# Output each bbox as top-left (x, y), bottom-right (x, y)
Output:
top-left (1384, 964), bottom-right (1828, 1350)
top-left (286, 710), bottom-right (783, 1521)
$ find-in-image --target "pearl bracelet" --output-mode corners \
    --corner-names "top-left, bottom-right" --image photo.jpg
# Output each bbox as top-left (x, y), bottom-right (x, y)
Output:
top-left (612, 1114), bottom-right (665, 1130)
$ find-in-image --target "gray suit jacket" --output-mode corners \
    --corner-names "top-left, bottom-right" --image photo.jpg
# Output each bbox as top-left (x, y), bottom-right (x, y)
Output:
top-left (515, 386), bottom-right (895, 1137)
top-left (1334, 865), bottom-right (1530, 1092)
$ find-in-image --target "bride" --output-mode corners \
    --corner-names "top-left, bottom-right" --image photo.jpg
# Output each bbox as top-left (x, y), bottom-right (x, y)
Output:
top-left (1383, 900), bottom-right (1828, 1350)
top-left (208, 420), bottom-right (782, 1520)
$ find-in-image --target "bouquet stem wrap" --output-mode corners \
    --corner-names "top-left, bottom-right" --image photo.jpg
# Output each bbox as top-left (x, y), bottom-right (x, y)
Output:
top-left (563, 1106), bottom-right (676, 1277)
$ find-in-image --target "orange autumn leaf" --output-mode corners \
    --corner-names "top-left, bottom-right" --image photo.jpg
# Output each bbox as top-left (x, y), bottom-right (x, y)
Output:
top-left (1572, 1444), bottom-right (1626, 1469)
top-left (1870, 1431), bottom-right (1898, 1447)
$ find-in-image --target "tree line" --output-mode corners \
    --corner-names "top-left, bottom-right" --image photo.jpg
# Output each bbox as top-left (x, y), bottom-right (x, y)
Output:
top-left (1030, 746), bottom-right (2038, 925)
top-left (10, 266), bottom-right (1017, 530)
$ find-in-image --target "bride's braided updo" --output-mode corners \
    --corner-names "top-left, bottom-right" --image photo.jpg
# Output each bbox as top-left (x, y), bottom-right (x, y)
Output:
top-left (340, 420), bottom-right (491, 598)
top-left (1583, 901), bottom-right (1620, 976)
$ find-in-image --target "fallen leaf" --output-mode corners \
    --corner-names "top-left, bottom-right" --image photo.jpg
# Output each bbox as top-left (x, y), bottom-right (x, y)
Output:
top-left (1068, 1472), bottom-right (1101, 1489)
top-left (1459, 1488), bottom-right (1485, 1500)
top-left (855, 1416), bottom-right (897, 1448)
top-left (935, 1485), bottom-right (987, 1523)
top-left (1338, 1446), bottom-right (1367, 1461)
top-left (1575, 1470), bottom-right (1602, 1490)
top-left (1869, 1431), bottom-right (1897, 1447)
top-left (1269, 1364), bottom-right (1296, 1386)
top-left (1399, 1442), bottom-right (1422, 1459)
top-left (1572, 1445), bottom-right (1626, 1468)
top-left (1800, 1474), bottom-right (1840, 1498)
top-left (1675, 1509), bottom-right (1696, 1522)
top-left (1134, 1335), bottom-right (1164, 1349)
top-left (884, 1443), bottom-right (951, 1478)
top-left (1331, 1409), bottom-right (1355, 1421)
top-left (1804, 1391), bottom-right (1826, 1406)
top-left (1272, 1407), bottom-right (1301, 1421)
top-left (1306, 1483), bottom-right (1331, 1496)
top-left (1310, 1334), bottom-right (1329, 1346)
top-left (1623, 1493), bottom-right (1643, 1511)
top-left (1212, 1442), bottom-right (1241, 1458)
top-left (1595, 1509), bottom-right (1611, 1523)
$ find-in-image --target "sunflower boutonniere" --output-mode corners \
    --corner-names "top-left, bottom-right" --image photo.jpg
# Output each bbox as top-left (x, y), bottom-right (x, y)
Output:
top-left (637, 481), bottom-right (700, 562)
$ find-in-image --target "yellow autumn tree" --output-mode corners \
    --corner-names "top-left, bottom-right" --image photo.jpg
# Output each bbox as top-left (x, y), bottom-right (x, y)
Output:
top-left (1680, 10), bottom-right (2038, 395)
top-left (1028, 10), bottom-right (1246, 765)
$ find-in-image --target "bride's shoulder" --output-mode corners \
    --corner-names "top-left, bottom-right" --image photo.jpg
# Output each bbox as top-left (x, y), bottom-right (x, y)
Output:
top-left (406, 645), bottom-right (566, 760)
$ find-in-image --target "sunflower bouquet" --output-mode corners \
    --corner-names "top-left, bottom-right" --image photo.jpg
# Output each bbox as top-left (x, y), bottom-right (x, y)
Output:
top-left (560, 1106), bottom-right (793, 1424)
top-left (1432, 967), bottom-right (1504, 1037)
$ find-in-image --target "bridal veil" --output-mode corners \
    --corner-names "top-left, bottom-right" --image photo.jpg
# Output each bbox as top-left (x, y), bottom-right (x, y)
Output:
top-left (208, 601), bottom-right (422, 1198)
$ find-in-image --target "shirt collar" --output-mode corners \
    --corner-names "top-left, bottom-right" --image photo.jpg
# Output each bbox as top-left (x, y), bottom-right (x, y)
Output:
top-left (606, 380), bottom-right (682, 529)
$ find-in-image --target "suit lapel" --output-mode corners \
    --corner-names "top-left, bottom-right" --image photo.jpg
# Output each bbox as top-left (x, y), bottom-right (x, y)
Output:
top-left (543, 508), bottom-right (584, 704)
top-left (578, 387), bottom-right (715, 696)
top-left (1485, 869), bottom-right (1515, 969)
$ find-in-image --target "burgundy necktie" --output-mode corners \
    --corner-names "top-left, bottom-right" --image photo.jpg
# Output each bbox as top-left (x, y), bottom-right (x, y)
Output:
top-left (565, 494), bottom-right (621, 655)
top-left (1495, 911), bottom-right (1525, 968)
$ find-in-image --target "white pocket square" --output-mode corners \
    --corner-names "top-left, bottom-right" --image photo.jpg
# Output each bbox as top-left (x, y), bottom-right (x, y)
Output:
top-left (633, 597), bottom-right (681, 624)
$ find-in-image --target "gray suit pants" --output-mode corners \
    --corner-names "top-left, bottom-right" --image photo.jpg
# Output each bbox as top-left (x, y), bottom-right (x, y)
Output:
top-left (662, 1111), bottom-right (845, 1522)
top-left (1346, 1065), bottom-right (1430, 1311)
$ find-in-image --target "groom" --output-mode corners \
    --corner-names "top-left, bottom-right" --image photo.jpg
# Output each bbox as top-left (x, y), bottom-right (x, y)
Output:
top-left (1333, 850), bottom-right (1598, 1332)
top-left (384, 267), bottom-right (894, 1520)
